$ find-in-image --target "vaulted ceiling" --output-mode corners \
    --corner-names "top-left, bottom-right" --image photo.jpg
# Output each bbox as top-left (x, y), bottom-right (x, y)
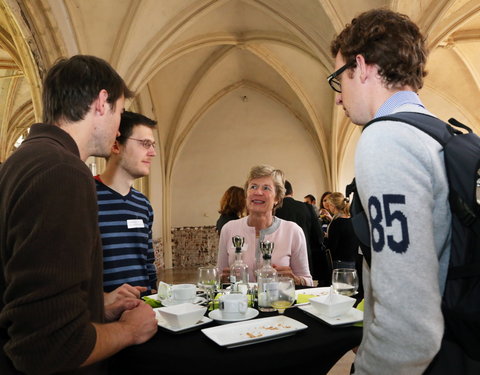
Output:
top-left (1, 0), bottom-right (480, 184)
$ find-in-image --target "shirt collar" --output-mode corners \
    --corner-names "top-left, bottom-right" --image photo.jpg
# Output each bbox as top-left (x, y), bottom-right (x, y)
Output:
top-left (374, 91), bottom-right (425, 118)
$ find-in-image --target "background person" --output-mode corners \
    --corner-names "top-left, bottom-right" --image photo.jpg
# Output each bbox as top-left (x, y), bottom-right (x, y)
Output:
top-left (330, 9), bottom-right (452, 374)
top-left (303, 193), bottom-right (320, 217)
top-left (217, 165), bottom-right (313, 286)
top-left (275, 180), bottom-right (327, 285)
top-left (95, 111), bottom-right (158, 296)
top-left (0, 55), bottom-right (157, 375)
top-left (324, 192), bottom-right (359, 270)
top-left (319, 191), bottom-right (333, 225)
top-left (215, 185), bottom-right (246, 233)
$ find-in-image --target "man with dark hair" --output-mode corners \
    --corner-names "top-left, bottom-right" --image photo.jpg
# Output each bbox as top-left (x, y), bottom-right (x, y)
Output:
top-left (329, 9), bottom-right (451, 374)
top-left (0, 55), bottom-right (157, 374)
top-left (95, 111), bottom-right (158, 295)
top-left (275, 181), bottom-right (327, 285)
top-left (304, 194), bottom-right (320, 217)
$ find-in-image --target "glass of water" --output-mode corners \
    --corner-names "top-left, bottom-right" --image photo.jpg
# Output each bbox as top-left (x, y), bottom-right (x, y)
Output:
top-left (197, 266), bottom-right (219, 307)
top-left (332, 268), bottom-right (358, 296)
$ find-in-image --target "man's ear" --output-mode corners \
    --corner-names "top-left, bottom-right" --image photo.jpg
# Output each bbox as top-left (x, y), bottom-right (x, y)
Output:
top-left (110, 140), bottom-right (121, 155)
top-left (356, 54), bottom-right (377, 84)
top-left (93, 89), bottom-right (109, 116)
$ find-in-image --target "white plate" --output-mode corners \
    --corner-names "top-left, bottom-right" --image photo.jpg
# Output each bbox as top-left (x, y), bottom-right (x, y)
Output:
top-left (208, 308), bottom-right (259, 323)
top-left (154, 309), bottom-right (212, 333)
top-left (146, 293), bottom-right (206, 306)
top-left (201, 315), bottom-right (308, 348)
top-left (298, 304), bottom-right (363, 326)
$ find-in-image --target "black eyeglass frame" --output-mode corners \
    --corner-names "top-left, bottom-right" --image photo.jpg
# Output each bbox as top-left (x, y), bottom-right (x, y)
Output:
top-left (327, 63), bottom-right (352, 93)
top-left (127, 137), bottom-right (156, 150)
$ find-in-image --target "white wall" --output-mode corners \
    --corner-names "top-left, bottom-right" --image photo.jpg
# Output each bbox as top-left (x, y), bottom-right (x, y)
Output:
top-left (170, 87), bottom-right (327, 227)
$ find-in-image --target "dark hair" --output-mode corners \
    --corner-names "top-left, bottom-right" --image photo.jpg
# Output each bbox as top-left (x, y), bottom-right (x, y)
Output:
top-left (304, 194), bottom-right (316, 203)
top-left (330, 8), bottom-right (428, 91)
top-left (116, 111), bottom-right (157, 144)
top-left (42, 55), bottom-right (134, 124)
top-left (284, 180), bottom-right (293, 196)
top-left (219, 186), bottom-right (246, 217)
top-left (320, 191), bottom-right (332, 209)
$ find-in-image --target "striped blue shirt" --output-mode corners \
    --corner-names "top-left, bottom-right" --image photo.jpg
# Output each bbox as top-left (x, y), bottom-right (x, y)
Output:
top-left (95, 177), bottom-right (157, 293)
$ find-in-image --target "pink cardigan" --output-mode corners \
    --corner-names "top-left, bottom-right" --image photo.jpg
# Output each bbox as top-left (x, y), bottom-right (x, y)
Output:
top-left (217, 216), bottom-right (313, 286)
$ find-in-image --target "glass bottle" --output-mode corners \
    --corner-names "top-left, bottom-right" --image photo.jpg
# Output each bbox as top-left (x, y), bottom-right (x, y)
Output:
top-left (256, 240), bottom-right (278, 312)
top-left (230, 235), bottom-right (249, 293)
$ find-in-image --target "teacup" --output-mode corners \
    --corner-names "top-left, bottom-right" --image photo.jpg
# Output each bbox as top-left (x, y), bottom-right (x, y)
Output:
top-left (219, 293), bottom-right (248, 319)
top-left (158, 282), bottom-right (196, 304)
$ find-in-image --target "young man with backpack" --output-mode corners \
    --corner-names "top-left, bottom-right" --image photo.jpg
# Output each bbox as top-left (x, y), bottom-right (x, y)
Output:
top-left (329, 9), bottom-right (479, 374)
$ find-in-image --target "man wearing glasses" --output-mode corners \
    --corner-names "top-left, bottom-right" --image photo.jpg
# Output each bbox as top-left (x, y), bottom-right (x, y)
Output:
top-left (329, 9), bottom-right (452, 375)
top-left (95, 111), bottom-right (158, 296)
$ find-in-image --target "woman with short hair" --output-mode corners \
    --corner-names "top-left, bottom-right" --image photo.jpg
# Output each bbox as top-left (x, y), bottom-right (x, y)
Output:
top-left (217, 164), bottom-right (313, 286)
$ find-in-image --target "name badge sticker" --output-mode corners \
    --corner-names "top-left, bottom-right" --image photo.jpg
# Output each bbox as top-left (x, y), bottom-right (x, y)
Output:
top-left (127, 219), bottom-right (144, 229)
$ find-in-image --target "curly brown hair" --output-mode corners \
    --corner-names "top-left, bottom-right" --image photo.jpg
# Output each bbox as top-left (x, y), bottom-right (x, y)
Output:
top-left (330, 8), bottom-right (428, 91)
top-left (218, 186), bottom-right (246, 216)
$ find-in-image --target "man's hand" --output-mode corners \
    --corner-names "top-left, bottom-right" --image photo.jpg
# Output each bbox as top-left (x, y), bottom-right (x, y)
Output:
top-left (119, 302), bottom-right (158, 345)
top-left (104, 284), bottom-right (147, 306)
top-left (104, 298), bottom-right (141, 322)
top-left (84, 302), bottom-right (158, 366)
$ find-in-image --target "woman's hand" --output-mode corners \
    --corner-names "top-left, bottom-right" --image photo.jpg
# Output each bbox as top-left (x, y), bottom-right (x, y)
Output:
top-left (220, 267), bottom-right (231, 283)
top-left (272, 265), bottom-right (303, 285)
top-left (320, 208), bottom-right (332, 222)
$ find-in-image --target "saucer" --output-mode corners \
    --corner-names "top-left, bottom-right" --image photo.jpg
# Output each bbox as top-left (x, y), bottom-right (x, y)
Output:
top-left (161, 296), bottom-right (206, 307)
top-left (208, 308), bottom-right (259, 323)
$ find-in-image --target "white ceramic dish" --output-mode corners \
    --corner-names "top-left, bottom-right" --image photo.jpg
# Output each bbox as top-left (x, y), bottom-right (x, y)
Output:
top-left (309, 294), bottom-right (356, 317)
top-left (208, 307), bottom-right (259, 323)
top-left (201, 315), bottom-right (307, 348)
top-left (298, 304), bottom-right (363, 326)
top-left (154, 308), bottom-right (212, 333)
top-left (156, 303), bottom-right (207, 328)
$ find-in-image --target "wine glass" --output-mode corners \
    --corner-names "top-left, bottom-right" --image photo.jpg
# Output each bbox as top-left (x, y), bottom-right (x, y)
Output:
top-left (332, 268), bottom-right (359, 296)
top-left (197, 266), bottom-right (219, 307)
top-left (267, 277), bottom-right (296, 314)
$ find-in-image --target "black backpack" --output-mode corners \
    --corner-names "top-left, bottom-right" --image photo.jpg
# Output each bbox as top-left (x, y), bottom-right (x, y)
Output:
top-left (347, 112), bottom-right (480, 361)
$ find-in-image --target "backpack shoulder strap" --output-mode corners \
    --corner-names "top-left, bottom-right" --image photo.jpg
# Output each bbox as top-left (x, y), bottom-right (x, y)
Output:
top-left (364, 111), bottom-right (470, 147)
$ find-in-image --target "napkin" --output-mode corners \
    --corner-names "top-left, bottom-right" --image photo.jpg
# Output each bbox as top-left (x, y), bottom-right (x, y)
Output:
top-left (354, 299), bottom-right (364, 327)
top-left (142, 295), bottom-right (162, 308)
top-left (296, 294), bottom-right (316, 304)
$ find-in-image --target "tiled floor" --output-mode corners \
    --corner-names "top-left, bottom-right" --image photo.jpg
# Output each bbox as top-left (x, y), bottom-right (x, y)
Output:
top-left (157, 267), bottom-right (356, 374)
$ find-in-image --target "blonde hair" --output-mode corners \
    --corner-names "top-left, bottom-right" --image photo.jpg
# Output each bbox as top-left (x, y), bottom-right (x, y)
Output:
top-left (244, 165), bottom-right (286, 211)
top-left (326, 192), bottom-right (350, 216)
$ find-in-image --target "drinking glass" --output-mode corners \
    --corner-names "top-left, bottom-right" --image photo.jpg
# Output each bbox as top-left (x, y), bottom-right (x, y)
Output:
top-left (267, 277), bottom-right (296, 314)
top-left (197, 266), bottom-right (219, 307)
top-left (332, 268), bottom-right (359, 296)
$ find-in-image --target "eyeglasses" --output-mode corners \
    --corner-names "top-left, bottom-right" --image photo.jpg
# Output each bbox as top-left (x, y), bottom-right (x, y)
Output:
top-left (128, 138), bottom-right (156, 150)
top-left (327, 63), bottom-right (350, 93)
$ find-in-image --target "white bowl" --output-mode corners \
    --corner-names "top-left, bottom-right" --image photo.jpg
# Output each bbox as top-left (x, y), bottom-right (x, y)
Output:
top-left (157, 303), bottom-right (207, 328)
top-left (309, 293), bottom-right (355, 317)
